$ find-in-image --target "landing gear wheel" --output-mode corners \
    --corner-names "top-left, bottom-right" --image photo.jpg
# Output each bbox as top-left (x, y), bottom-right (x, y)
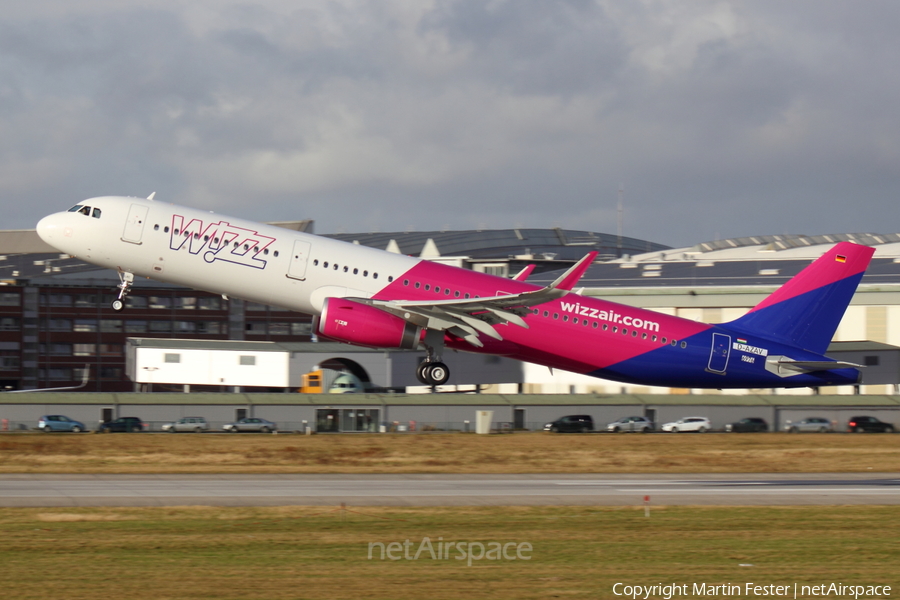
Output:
top-left (111, 299), bottom-right (124, 311)
top-left (416, 362), bottom-right (431, 385)
top-left (427, 362), bottom-right (449, 385)
top-left (417, 362), bottom-right (450, 386)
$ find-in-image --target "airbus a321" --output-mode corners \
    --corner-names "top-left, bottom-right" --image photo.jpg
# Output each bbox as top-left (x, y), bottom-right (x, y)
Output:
top-left (36, 195), bottom-right (874, 389)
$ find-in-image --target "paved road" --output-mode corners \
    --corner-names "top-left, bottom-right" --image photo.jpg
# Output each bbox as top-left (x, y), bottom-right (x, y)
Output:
top-left (1, 473), bottom-right (898, 507)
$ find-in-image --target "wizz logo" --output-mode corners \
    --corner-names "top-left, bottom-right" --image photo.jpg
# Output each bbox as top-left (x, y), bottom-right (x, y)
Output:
top-left (169, 215), bottom-right (276, 270)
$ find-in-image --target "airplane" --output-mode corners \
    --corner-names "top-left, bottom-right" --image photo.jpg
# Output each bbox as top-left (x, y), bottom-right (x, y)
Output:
top-left (36, 195), bottom-right (875, 389)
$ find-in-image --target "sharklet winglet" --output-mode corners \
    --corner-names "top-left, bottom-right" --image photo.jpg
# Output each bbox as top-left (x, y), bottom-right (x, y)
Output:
top-left (549, 252), bottom-right (598, 292)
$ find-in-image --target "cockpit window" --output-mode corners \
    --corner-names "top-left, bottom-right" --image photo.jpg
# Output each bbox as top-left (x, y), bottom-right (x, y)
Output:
top-left (92, 208), bottom-right (101, 219)
top-left (77, 206), bottom-right (91, 216)
top-left (67, 205), bottom-right (83, 212)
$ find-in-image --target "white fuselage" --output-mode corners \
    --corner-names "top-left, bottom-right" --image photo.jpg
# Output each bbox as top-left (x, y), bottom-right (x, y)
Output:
top-left (37, 196), bottom-right (420, 314)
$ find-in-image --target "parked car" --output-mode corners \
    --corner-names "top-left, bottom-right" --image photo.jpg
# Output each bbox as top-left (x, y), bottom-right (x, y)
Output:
top-left (725, 418), bottom-right (768, 433)
top-left (606, 416), bottom-right (654, 433)
top-left (98, 417), bottom-right (144, 433)
top-left (784, 417), bottom-right (833, 433)
top-left (543, 415), bottom-right (594, 433)
top-left (162, 417), bottom-right (209, 433)
top-left (661, 417), bottom-right (711, 433)
top-left (223, 418), bottom-right (277, 433)
top-left (38, 415), bottom-right (86, 433)
top-left (847, 416), bottom-right (895, 433)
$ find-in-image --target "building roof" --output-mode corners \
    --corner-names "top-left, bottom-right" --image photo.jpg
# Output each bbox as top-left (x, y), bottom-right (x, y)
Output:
top-left (533, 255), bottom-right (900, 290)
top-left (324, 227), bottom-right (668, 261)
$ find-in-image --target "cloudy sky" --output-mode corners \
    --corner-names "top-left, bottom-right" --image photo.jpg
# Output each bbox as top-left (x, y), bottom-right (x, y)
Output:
top-left (3, 1), bottom-right (899, 247)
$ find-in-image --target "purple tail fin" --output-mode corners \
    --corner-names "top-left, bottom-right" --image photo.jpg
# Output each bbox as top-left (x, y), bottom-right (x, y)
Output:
top-left (724, 242), bottom-right (875, 354)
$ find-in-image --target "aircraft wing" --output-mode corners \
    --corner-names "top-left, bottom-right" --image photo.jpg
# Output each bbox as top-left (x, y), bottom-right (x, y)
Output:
top-left (354, 252), bottom-right (598, 347)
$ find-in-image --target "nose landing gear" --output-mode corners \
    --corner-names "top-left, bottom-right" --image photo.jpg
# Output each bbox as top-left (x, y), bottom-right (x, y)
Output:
top-left (111, 270), bottom-right (134, 311)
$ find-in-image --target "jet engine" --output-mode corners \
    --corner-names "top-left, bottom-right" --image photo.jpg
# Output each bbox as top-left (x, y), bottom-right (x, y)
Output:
top-left (317, 297), bottom-right (421, 350)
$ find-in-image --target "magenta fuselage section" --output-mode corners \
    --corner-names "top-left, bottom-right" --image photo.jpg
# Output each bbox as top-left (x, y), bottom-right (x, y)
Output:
top-left (373, 260), bottom-right (712, 378)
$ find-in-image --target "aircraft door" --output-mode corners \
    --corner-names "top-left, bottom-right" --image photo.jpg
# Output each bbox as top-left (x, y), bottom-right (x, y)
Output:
top-left (121, 204), bottom-right (149, 244)
top-left (287, 239), bottom-right (312, 280)
top-left (707, 333), bottom-right (731, 374)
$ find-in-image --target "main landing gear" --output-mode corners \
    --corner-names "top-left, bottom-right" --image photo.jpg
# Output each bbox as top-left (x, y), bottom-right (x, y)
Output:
top-left (417, 361), bottom-right (450, 386)
top-left (111, 270), bottom-right (134, 311)
top-left (416, 329), bottom-right (451, 386)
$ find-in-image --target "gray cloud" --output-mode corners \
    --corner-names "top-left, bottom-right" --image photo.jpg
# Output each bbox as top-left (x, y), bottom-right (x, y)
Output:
top-left (2, 1), bottom-right (900, 247)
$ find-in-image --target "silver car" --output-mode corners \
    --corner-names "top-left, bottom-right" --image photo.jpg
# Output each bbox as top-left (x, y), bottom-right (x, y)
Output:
top-left (162, 417), bottom-right (209, 433)
top-left (784, 417), bottom-right (833, 433)
top-left (607, 416), bottom-right (654, 433)
top-left (223, 417), bottom-right (277, 433)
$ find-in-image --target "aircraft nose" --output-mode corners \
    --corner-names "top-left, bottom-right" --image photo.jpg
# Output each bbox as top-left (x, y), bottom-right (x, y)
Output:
top-left (36, 214), bottom-right (61, 244)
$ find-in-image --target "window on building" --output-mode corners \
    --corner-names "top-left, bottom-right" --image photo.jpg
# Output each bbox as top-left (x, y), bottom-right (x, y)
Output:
top-left (148, 296), bottom-right (172, 309)
top-left (291, 322), bottom-right (312, 336)
top-left (148, 321), bottom-right (172, 333)
top-left (0, 317), bottom-right (20, 331)
top-left (196, 322), bottom-right (222, 335)
top-left (125, 296), bottom-right (148, 309)
top-left (73, 319), bottom-right (98, 332)
top-left (246, 302), bottom-right (267, 311)
top-left (864, 355), bottom-right (880, 366)
top-left (198, 297), bottom-right (221, 310)
top-left (42, 294), bottom-right (72, 307)
top-left (177, 297), bottom-right (197, 310)
top-left (74, 294), bottom-right (99, 307)
top-left (125, 320), bottom-right (147, 333)
top-left (44, 368), bottom-right (72, 381)
top-left (164, 353), bottom-right (181, 363)
top-left (0, 352), bottom-right (19, 370)
top-left (269, 323), bottom-right (290, 335)
top-left (174, 321), bottom-right (196, 333)
top-left (0, 293), bottom-right (20, 306)
top-left (100, 319), bottom-right (123, 332)
top-left (99, 344), bottom-right (122, 356)
top-left (99, 367), bottom-right (122, 379)
top-left (46, 343), bottom-right (72, 355)
top-left (40, 318), bottom-right (71, 331)
top-left (245, 322), bottom-right (266, 334)
top-left (239, 355), bottom-right (256, 366)
top-left (73, 344), bottom-right (97, 356)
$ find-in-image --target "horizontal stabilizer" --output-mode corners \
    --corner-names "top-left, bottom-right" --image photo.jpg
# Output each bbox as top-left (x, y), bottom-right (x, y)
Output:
top-left (765, 355), bottom-right (863, 377)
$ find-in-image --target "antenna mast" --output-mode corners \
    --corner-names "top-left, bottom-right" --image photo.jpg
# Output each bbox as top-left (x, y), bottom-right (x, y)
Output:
top-left (617, 184), bottom-right (624, 254)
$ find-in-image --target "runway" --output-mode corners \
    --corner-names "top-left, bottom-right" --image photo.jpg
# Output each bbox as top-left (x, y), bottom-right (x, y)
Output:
top-left (1, 473), bottom-right (899, 507)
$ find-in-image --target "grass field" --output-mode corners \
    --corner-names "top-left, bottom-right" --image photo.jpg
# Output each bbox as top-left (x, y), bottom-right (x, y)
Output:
top-left (0, 505), bottom-right (897, 600)
top-left (1, 431), bottom-right (898, 473)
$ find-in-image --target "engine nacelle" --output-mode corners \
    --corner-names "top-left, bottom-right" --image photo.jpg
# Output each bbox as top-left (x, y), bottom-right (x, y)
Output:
top-left (317, 297), bottom-right (421, 350)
